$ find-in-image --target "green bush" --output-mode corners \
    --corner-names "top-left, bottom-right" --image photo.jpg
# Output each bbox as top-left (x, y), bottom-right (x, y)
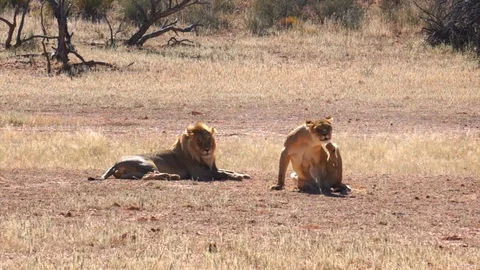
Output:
top-left (312, 0), bottom-right (364, 29)
top-left (379, 0), bottom-right (401, 20)
top-left (120, 0), bottom-right (150, 25)
top-left (182, 0), bottom-right (235, 31)
top-left (247, 0), bottom-right (299, 35)
top-left (247, 0), bottom-right (364, 34)
top-left (0, 0), bottom-right (11, 11)
top-left (380, 0), bottom-right (420, 27)
top-left (72, 0), bottom-right (114, 21)
top-left (0, 0), bottom-right (28, 11)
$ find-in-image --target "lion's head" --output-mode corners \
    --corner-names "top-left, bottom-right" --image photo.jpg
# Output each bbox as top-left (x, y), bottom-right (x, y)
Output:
top-left (178, 122), bottom-right (217, 168)
top-left (306, 117), bottom-right (333, 142)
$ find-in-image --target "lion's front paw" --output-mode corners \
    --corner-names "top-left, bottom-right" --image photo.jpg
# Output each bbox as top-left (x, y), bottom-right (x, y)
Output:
top-left (270, 184), bottom-right (284, 191)
top-left (240, 173), bottom-right (251, 179)
top-left (168, 174), bottom-right (181, 180)
top-left (143, 172), bottom-right (168, 180)
top-left (228, 174), bottom-right (244, 181)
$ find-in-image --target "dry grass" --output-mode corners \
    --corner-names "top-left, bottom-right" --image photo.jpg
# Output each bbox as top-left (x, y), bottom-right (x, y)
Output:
top-left (1, 130), bottom-right (479, 179)
top-left (1, 6), bottom-right (479, 270)
top-left (1, 29), bottom-right (478, 113)
top-left (1, 214), bottom-right (477, 269)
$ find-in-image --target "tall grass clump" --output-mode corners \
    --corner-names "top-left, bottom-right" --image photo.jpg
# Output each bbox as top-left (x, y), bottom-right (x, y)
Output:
top-left (379, 0), bottom-right (421, 32)
top-left (340, 133), bottom-right (480, 178)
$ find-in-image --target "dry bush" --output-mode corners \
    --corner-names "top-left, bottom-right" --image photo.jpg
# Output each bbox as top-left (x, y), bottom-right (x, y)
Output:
top-left (417, 0), bottom-right (480, 55)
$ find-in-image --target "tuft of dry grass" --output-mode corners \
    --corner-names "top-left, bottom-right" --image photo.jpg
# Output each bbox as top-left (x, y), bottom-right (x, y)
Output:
top-left (339, 133), bottom-right (480, 179)
top-left (0, 112), bottom-right (66, 127)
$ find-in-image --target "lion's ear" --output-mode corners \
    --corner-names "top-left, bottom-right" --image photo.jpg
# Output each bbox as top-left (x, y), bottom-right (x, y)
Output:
top-left (325, 116), bottom-right (333, 123)
top-left (210, 127), bottom-right (216, 134)
top-left (186, 125), bottom-right (195, 136)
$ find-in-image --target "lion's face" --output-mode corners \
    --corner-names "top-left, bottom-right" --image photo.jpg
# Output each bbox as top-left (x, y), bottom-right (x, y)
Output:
top-left (186, 123), bottom-right (217, 162)
top-left (306, 117), bottom-right (333, 142)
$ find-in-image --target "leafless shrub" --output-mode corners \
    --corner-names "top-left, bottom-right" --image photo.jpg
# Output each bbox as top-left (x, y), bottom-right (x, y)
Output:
top-left (415, 0), bottom-right (480, 55)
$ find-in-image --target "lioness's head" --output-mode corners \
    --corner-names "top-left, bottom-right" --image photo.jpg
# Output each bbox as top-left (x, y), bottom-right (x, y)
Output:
top-left (185, 122), bottom-right (217, 161)
top-left (306, 117), bottom-right (333, 142)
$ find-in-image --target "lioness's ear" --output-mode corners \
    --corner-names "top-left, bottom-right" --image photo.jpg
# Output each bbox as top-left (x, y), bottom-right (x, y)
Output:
top-left (325, 116), bottom-right (333, 123)
top-left (305, 120), bottom-right (314, 130)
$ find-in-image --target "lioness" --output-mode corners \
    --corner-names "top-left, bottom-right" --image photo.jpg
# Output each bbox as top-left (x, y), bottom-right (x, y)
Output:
top-left (90, 123), bottom-right (250, 181)
top-left (271, 117), bottom-right (350, 194)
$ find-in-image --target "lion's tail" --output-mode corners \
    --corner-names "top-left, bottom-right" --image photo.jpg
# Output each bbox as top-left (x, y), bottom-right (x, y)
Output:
top-left (87, 165), bottom-right (116, 181)
top-left (100, 165), bottom-right (117, 179)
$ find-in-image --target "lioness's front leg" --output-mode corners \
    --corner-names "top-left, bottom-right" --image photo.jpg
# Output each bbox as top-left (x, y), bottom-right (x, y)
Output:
top-left (271, 147), bottom-right (290, 190)
top-left (296, 179), bottom-right (322, 194)
top-left (331, 183), bottom-right (351, 195)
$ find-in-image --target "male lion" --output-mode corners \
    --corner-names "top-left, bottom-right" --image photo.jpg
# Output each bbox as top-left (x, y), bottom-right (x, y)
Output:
top-left (271, 117), bottom-right (350, 194)
top-left (90, 123), bottom-right (250, 181)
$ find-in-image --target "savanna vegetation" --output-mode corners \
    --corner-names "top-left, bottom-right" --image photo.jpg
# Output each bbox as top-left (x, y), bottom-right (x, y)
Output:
top-left (0, 0), bottom-right (479, 269)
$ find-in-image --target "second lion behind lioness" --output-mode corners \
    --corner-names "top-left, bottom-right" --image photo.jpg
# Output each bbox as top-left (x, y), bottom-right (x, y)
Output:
top-left (92, 123), bottom-right (250, 181)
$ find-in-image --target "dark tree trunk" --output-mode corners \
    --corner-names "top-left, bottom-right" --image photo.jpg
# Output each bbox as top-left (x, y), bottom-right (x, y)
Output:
top-left (0, 5), bottom-right (20, 49)
top-left (125, 20), bottom-right (154, 46)
top-left (124, 0), bottom-right (203, 46)
top-left (4, 21), bottom-right (15, 49)
top-left (48, 0), bottom-right (71, 69)
top-left (14, 0), bottom-right (31, 47)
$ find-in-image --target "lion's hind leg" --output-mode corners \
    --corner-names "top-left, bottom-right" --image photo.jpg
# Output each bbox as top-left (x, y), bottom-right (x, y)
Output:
top-left (109, 156), bottom-right (157, 180)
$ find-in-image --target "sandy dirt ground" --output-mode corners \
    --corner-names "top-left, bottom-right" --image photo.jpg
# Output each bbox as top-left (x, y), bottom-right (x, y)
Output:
top-left (1, 101), bottom-right (479, 251)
